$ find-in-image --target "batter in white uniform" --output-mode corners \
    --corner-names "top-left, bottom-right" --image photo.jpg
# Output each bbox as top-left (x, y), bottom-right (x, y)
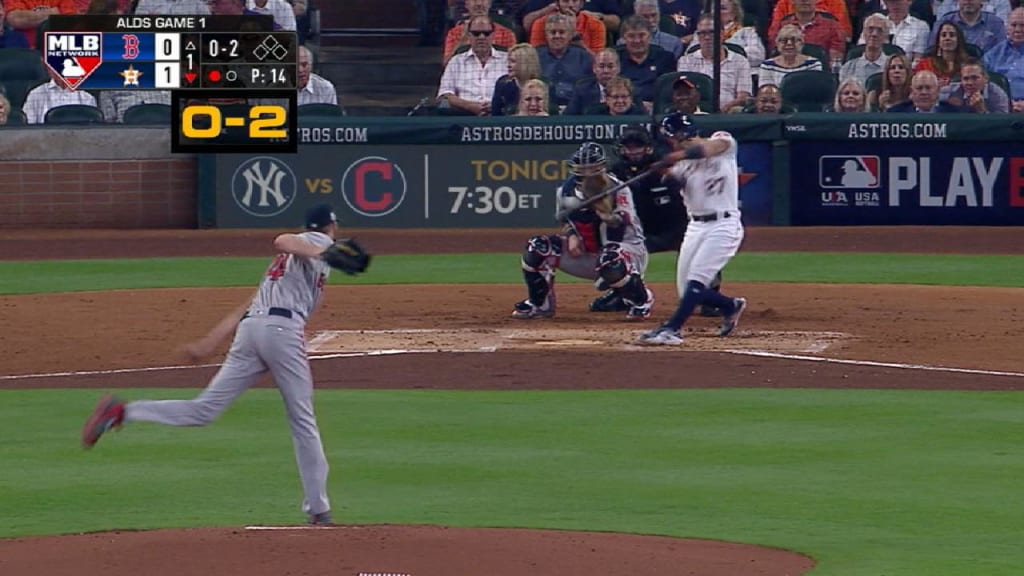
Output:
top-left (81, 203), bottom-right (341, 525)
top-left (639, 113), bottom-right (748, 346)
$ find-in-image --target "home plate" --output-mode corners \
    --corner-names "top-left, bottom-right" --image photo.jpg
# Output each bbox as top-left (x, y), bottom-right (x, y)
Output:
top-left (534, 339), bottom-right (604, 346)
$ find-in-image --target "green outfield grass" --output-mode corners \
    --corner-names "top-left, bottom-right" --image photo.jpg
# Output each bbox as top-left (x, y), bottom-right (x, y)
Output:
top-left (1, 389), bottom-right (1022, 576)
top-left (1, 252), bottom-right (1023, 294)
top-left (2, 252), bottom-right (1022, 575)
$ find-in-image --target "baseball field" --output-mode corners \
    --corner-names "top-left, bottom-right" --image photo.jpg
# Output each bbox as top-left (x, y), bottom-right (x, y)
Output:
top-left (0, 226), bottom-right (1021, 576)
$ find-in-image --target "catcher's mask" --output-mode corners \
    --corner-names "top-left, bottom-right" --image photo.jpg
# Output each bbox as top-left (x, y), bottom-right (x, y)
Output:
top-left (615, 127), bottom-right (655, 171)
top-left (659, 112), bottom-right (699, 142)
top-left (570, 141), bottom-right (607, 177)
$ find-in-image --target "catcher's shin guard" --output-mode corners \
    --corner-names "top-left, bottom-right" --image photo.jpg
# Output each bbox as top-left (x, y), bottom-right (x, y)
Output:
top-left (590, 289), bottom-right (629, 312)
top-left (518, 235), bottom-right (560, 316)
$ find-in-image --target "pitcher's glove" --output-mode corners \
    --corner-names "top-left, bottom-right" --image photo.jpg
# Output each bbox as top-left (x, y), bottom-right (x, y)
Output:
top-left (321, 238), bottom-right (371, 275)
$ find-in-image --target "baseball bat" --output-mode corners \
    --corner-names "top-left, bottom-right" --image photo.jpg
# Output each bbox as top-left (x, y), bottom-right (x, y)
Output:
top-left (554, 162), bottom-right (667, 221)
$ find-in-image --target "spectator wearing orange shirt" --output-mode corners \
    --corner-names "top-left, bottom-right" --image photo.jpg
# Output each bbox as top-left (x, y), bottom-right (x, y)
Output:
top-left (4, 0), bottom-right (75, 49)
top-left (529, 0), bottom-right (605, 53)
top-left (769, 0), bottom-right (852, 41)
top-left (767, 0), bottom-right (848, 64)
top-left (444, 0), bottom-right (516, 64)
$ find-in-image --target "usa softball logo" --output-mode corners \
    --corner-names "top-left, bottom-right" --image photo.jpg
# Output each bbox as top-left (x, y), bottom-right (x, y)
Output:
top-left (341, 157), bottom-right (407, 217)
top-left (819, 156), bottom-right (880, 189)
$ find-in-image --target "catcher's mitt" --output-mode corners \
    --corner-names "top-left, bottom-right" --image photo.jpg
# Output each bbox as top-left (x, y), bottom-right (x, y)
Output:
top-left (321, 238), bottom-right (372, 275)
top-left (580, 174), bottom-right (614, 216)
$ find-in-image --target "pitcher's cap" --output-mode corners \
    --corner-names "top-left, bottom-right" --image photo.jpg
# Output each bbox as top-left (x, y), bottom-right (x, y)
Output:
top-left (305, 203), bottom-right (338, 230)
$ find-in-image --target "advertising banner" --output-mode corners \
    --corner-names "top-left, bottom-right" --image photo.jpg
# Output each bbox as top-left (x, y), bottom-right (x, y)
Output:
top-left (214, 140), bottom-right (774, 228)
top-left (790, 142), bottom-right (1024, 225)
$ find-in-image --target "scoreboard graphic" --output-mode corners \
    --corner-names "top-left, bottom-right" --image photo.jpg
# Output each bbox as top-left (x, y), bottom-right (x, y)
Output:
top-left (46, 16), bottom-right (297, 90)
top-left (46, 15), bottom-right (298, 153)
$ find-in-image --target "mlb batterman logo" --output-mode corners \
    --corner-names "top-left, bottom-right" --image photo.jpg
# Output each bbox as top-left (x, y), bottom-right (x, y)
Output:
top-left (342, 157), bottom-right (407, 217)
top-left (231, 156), bottom-right (297, 217)
top-left (819, 156), bottom-right (880, 189)
top-left (44, 32), bottom-right (104, 90)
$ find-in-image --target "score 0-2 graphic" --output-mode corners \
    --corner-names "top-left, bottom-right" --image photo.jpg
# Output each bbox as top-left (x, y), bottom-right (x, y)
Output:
top-left (171, 90), bottom-right (298, 153)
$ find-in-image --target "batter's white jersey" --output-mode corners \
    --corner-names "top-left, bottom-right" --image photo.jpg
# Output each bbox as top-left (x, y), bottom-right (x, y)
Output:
top-left (668, 131), bottom-right (739, 215)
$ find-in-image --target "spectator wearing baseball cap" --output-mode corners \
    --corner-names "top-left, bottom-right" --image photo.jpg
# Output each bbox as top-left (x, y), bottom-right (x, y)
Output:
top-left (668, 75), bottom-right (708, 115)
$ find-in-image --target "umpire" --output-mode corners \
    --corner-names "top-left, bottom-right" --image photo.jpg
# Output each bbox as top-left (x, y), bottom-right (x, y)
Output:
top-left (590, 126), bottom-right (723, 316)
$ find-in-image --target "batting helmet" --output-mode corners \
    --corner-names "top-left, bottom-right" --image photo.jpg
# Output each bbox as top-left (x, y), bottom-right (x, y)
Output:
top-left (569, 141), bottom-right (607, 176)
top-left (659, 112), bottom-right (699, 141)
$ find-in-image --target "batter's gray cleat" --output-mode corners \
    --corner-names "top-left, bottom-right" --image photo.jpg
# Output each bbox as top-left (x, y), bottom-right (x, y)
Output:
top-left (511, 299), bottom-right (553, 319)
top-left (719, 298), bottom-right (747, 337)
top-left (625, 289), bottom-right (655, 321)
top-left (81, 394), bottom-right (125, 449)
top-left (308, 511), bottom-right (334, 526)
top-left (637, 326), bottom-right (684, 346)
top-left (589, 290), bottom-right (628, 312)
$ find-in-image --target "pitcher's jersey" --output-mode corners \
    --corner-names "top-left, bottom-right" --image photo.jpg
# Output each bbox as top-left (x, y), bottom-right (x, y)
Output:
top-left (668, 131), bottom-right (740, 215)
top-left (559, 173), bottom-right (646, 252)
top-left (250, 231), bottom-right (334, 320)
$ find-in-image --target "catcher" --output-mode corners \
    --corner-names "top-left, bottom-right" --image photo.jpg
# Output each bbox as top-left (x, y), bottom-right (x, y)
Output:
top-left (81, 203), bottom-right (370, 526)
top-left (511, 141), bottom-right (654, 320)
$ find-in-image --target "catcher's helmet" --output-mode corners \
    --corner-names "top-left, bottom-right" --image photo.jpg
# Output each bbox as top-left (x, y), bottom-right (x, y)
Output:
top-left (570, 141), bottom-right (607, 176)
top-left (659, 112), bottom-right (699, 141)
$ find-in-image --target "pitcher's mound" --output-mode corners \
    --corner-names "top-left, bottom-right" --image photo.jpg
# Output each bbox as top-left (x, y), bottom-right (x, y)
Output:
top-left (1, 524), bottom-right (814, 576)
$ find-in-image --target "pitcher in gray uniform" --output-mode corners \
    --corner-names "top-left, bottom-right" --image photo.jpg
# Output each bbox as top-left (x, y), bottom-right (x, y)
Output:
top-left (81, 203), bottom-right (343, 526)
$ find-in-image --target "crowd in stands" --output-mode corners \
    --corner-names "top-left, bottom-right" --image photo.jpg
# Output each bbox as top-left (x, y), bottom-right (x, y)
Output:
top-left (0, 0), bottom-right (339, 125)
top-left (437, 0), bottom-right (1024, 115)
top-left (3, 0), bottom-right (1024, 125)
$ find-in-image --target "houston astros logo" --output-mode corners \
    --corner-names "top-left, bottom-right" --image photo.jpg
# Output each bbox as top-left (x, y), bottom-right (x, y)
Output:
top-left (44, 32), bottom-right (104, 90)
top-left (231, 156), bottom-right (297, 217)
top-left (341, 157), bottom-right (407, 217)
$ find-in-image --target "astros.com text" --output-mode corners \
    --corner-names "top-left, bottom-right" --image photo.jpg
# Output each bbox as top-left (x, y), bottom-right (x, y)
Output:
top-left (848, 122), bottom-right (947, 139)
top-left (299, 127), bottom-right (369, 143)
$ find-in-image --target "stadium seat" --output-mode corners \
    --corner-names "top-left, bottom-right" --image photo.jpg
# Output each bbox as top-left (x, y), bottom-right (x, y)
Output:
top-left (686, 42), bottom-right (748, 58)
top-left (0, 48), bottom-right (50, 109)
top-left (864, 72), bottom-right (882, 94)
top-left (964, 43), bottom-right (982, 58)
top-left (4, 108), bottom-right (27, 126)
top-left (800, 43), bottom-right (829, 66)
top-left (123, 103), bottom-right (173, 124)
top-left (298, 103), bottom-right (347, 117)
top-left (779, 69), bottom-right (837, 112)
top-left (653, 71), bottom-right (714, 114)
top-left (844, 43), bottom-right (904, 63)
top-left (43, 104), bottom-right (105, 125)
top-left (988, 71), bottom-right (1013, 100)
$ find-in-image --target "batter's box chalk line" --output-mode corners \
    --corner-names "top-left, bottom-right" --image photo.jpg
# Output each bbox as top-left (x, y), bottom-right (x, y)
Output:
top-left (304, 328), bottom-right (851, 357)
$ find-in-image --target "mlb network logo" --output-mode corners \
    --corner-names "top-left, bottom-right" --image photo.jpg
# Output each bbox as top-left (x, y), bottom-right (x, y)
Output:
top-left (819, 156), bottom-right (880, 189)
top-left (44, 32), bottom-right (104, 90)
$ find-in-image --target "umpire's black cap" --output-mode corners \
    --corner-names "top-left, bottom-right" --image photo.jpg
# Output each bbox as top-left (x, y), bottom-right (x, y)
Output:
top-left (305, 203), bottom-right (338, 230)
